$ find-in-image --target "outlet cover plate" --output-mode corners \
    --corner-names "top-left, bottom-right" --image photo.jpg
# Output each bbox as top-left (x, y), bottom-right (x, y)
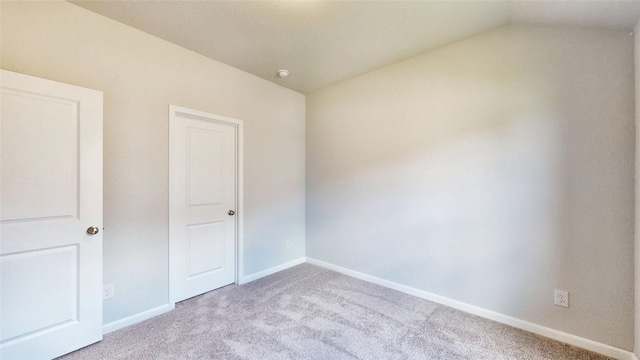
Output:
top-left (103, 284), bottom-right (115, 300)
top-left (554, 289), bottom-right (569, 308)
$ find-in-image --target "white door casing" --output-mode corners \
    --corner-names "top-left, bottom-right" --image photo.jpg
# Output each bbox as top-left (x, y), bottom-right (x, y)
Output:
top-left (169, 106), bottom-right (242, 304)
top-left (0, 70), bottom-right (103, 359)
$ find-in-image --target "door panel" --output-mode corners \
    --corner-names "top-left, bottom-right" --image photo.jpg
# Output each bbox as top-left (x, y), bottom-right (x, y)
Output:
top-left (187, 221), bottom-right (226, 277)
top-left (1, 246), bottom-right (78, 341)
top-left (170, 106), bottom-right (238, 303)
top-left (0, 70), bottom-right (103, 360)
top-left (187, 129), bottom-right (224, 206)
top-left (1, 90), bottom-right (79, 221)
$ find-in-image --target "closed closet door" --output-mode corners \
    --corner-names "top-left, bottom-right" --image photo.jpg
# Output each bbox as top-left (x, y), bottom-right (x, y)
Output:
top-left (169, 106), bottom-right (240, 303)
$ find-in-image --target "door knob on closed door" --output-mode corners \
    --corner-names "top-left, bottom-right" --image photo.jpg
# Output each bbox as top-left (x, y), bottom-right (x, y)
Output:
top-left (228, 210), bottom-right (235, 216)
top-left (86, 226), bottom-right (100, 235)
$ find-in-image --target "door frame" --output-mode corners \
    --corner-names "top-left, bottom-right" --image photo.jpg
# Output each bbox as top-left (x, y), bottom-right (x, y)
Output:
top-left (168, 105), bottom-right (243, 305)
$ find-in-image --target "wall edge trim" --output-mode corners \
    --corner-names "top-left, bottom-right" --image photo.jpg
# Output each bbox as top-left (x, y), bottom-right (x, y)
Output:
top-left (240, 257), bottom-right (306, 284)
top-left (305, 257), bottom-right (634, 360)
top-left (102, 303), bottom-right (174, 334)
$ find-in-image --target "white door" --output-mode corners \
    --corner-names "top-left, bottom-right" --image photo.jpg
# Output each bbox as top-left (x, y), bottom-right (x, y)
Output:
top-left (0, 70), bottom-right (103, 360)
top-left (169, 106), bottom-right (240, 304)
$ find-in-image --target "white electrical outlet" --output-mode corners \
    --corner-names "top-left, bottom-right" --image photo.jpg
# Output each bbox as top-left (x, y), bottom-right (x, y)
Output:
top-left (103, 284), bottom-right (115, 300)
top-left (286, 240), bottom-right (291, 249)
top-left (554, 289), bottom-right (569, 308)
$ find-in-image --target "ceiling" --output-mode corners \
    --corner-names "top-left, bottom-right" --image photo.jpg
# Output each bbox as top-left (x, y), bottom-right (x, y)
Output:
top-left (71, 1), bottom-right (640, 94)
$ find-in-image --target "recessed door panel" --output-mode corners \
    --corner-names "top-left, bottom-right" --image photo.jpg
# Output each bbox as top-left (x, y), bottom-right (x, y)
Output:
top-left (187, 128), bottom-right (223, 207)
top-left (187, 221), bottom-right (225, 277)
top-left (0, 246), bottom-right (79, 342)
top-left (1, 91), bottom-right (79, 222)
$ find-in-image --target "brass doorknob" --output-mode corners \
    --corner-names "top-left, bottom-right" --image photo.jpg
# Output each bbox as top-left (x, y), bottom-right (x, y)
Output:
top-left (86, 226), bottom-right (100, 235)
top-left (228, 210), bottom-right (235, 216)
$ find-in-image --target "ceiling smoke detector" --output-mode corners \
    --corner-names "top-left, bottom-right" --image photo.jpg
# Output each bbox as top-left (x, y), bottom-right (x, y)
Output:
top-left (277, 69), bottom-right (289, 78)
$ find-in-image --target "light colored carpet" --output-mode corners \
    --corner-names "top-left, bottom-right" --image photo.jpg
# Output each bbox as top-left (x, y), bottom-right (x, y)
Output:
top-left (58, 264), bottom-right (612, 359)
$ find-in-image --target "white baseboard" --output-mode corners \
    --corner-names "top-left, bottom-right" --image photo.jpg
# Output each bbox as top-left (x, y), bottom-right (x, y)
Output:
top-left (239, 257), bottom-right (306, 284)
top-left (306, 258), bottom-right (635, 360)
top-left (102, 303), bottom-right (175, 334)
top-left (101, 258), bottom-right (306, 334)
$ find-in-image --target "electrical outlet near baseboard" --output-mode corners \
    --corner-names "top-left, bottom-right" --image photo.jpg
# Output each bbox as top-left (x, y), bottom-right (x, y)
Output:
top-left (103, 284), bottom-right (115, 300)
top-left (554, 289), bottom-right (569, 308)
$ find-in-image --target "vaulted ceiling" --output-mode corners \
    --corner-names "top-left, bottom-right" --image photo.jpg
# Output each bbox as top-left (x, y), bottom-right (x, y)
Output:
top-left (72, 1), bottom-right (640, 94)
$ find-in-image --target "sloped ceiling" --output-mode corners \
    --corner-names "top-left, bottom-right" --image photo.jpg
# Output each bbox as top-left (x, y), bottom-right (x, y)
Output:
top-left (71, 1), bottom-right (640, 94)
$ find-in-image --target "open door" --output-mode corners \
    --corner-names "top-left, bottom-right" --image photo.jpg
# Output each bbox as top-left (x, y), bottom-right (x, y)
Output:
top-left (0, 70), bottom-right (103, 359)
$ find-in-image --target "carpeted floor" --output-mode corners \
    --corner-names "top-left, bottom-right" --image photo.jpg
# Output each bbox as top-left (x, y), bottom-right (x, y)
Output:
top-left (58, 264), bottom-right (612, 359)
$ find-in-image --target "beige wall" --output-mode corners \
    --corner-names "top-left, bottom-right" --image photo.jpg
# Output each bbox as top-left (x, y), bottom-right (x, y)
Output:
top-left (634, 22), bottom-right (640, 358)
top-left (1, 1), bottom-right (306, 324)
top-left (307, 25), bottom-right (634, 350)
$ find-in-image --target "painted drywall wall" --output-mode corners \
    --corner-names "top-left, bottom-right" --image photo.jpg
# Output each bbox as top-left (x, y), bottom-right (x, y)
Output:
top-left (635, 20), bottom-right (640, 360)
top-left (306, 25), bottom-right (634, 350)
top-left (1, 1), bottom-right (305, 325)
